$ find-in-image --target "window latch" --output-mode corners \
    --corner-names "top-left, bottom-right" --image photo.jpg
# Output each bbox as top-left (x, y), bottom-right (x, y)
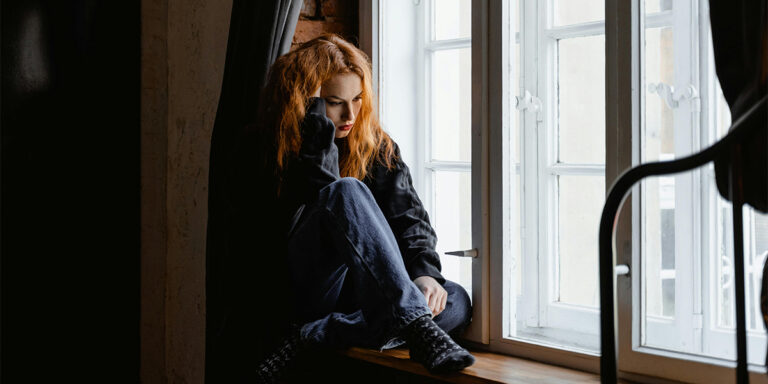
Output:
top-left (514, 90), bottom-right (543, 121)
top-left (445, 249), bottom-right (478, 258)
top-left (647, 83), bottom-right (698, 109)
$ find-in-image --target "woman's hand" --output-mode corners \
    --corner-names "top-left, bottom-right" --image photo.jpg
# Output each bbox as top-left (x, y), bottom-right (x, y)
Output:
top-left (312, 86), bottom-right (321, 98)
top-left (413, 276), bottom-right (447, 317)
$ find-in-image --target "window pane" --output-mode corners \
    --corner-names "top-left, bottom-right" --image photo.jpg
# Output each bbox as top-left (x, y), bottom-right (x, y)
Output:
top-left (512, 172), bottom-right (522, 300)
top-left (554, 0), bottom-right (604, 26)
top-left (715, 86), bottom-right (731, 138)
top-left (558, 175), bottom-right (604, 307)
top-left (643, 27), bottom-right (675, 162)
top-left (432, 48), bottom-right (471, 162)
top-left (717, 206), bottom-right (768, 333)
top-left (558, 36), bottom-right (605, 164)
top-left (433, 0), bottom-right (471, 40)
top-left (511, 0), bottom-right (521, 164)
top-left (433, 170), bottom-right (472, 295)
top-left (642, 176), bottom-right (676, 320)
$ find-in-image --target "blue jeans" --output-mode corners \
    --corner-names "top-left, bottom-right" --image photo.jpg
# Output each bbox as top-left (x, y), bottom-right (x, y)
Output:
top-left (286, 178), bottom-right (472, 349)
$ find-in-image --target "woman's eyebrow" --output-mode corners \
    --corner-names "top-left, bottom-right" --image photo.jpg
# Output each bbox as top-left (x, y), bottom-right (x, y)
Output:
top-left (325, 93), bottom-right (363, 100)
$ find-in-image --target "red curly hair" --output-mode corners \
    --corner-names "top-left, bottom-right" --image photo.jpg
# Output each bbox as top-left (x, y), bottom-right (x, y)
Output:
top-left (258, 33), bottom-right (396, 191)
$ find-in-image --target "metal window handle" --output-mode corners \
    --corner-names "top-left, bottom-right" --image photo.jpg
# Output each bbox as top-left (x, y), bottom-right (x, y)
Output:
top-left (647, 83), bottom-right (698, 109)
top-left (445, 249), bottom-right (478, 258)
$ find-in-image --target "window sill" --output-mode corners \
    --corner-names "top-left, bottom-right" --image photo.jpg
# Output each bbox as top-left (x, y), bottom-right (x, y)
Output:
top-left (340, 346), bottom-right (601, 383)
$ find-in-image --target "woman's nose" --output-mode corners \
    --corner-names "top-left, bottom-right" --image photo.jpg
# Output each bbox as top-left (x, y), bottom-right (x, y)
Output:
top-left (342, 102), bottom-right (355, 121)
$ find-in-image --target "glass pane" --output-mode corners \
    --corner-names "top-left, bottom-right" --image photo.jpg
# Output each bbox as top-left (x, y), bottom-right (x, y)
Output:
top-left (639, 22), bottom-right (680, 352)
top-left (711, 200), bottom-right (768, 364)
top-left (432, 48), bottom-right (471, 162)
top-left (433, 170), bottom-right (472, 295)
top-left (642, 176), bottom-right (676, 320)
top-left (434, 0), bottom-right (471, 40)
top-left (718, 207), bottom-right (768, 333)
top-left (554, 0), bottom-right (604, 26)
top-left (513, 172), bottom-right (522, 300)
top-left (558, 175), bottom-right (605, 307)
top-left (643, 27), bottom-right (675, 162)
top-left (715, 86), bottom-right (731, 138)
top-left (511, 0), bottom-right (521, 163)
top-left (749, 213), bottom-right (768, 331)
top-left (558, 36), bottom-right (605, 164)
top-left (639, 175), bottom-right (688, 352)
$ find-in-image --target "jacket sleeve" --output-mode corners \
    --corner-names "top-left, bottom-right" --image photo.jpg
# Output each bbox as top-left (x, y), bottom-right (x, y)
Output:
top-left (367, 143), bottom-right (445, 284)
top-left (284, 97), bottom-right (340, 206)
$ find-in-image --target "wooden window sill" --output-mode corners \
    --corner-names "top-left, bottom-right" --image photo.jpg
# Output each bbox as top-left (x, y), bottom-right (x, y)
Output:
top-left (339, 347), bottom-right (601, 383)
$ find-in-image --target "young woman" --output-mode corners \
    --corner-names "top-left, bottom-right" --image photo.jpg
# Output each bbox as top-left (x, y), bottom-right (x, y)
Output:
top-left (252, 33), bottom-right (474, 382)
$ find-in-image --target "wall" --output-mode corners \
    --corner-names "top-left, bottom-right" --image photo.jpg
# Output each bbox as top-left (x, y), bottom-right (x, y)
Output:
top-left (141, 0), bottom-right (231, 382)
top-left (294, 0), bottom-right (359, 47)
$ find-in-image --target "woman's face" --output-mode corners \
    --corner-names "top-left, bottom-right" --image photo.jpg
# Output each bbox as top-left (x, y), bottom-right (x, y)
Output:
top-left (320, 72), bottom-right (363, 139)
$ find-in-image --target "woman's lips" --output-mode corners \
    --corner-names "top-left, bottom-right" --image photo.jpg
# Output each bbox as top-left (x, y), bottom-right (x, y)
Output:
top-left (338, 124), bottom-right (353, 131)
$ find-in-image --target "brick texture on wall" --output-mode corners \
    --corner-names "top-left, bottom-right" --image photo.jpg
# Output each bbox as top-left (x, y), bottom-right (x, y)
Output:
top-left (293, 0), bottom-right (359, 48)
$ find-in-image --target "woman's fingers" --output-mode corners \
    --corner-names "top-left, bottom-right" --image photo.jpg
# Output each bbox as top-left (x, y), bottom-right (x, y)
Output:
top-left (413, 276), bottom-right (446, 317)
top-left (432, 290), bottom-right (447, 317)
top-left (427, 289), bottom-right (439, 316)
top-left (438, 291), bottom-right (447, 316)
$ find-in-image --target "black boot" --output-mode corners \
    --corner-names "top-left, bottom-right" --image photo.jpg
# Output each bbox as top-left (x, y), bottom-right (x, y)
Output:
top-left (404, 315), bottom-right (475, 373)
top-left (255, 326), bottom-right (306, 383)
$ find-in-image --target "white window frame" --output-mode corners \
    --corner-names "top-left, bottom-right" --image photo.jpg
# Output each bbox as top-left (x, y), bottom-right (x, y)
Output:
top-left (616, 1), bottom-right (768, 382)
top-left (484, 0), bottom-right (606, 370)
top-left (523, 0), bottom-right (606, 347)
top-left (362, 0), bottom-right (768, 381)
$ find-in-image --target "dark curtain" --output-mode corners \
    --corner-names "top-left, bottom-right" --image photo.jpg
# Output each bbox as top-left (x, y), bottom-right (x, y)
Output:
top-left (711, 0), bottom-right (768, 212)
top-left (205, 1), bottom-right (302, 382)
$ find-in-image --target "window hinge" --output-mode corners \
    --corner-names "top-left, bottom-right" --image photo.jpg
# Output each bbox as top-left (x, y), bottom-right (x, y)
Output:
top-left (445, 249), bottom-right (478, 258)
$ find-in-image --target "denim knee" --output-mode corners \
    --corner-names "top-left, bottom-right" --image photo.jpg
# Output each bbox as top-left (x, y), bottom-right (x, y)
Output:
top-left (434, 280), bottom-right (472, 336)
top-left (319, 177), bottom-right (369, 200)
top-left (317, 177), bottom-right (378, 214)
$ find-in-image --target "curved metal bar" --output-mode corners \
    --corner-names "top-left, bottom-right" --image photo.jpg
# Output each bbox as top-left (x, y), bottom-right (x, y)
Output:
top-left (599, 94), bottom-right (767, 382)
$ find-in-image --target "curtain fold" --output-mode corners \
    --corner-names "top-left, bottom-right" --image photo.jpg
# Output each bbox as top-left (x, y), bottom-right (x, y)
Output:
top-left (205, 1), bottom-right (301, 382)
top-left (710, 0), bottom-right (768, 212)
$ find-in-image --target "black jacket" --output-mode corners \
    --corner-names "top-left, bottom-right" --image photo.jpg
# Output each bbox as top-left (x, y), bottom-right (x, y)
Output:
top-left (281, 97), bottom-right (444, 283)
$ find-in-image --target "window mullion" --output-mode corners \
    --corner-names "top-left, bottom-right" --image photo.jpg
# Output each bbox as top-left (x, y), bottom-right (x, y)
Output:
top-left (519, 0), bottom-right (541, 330)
